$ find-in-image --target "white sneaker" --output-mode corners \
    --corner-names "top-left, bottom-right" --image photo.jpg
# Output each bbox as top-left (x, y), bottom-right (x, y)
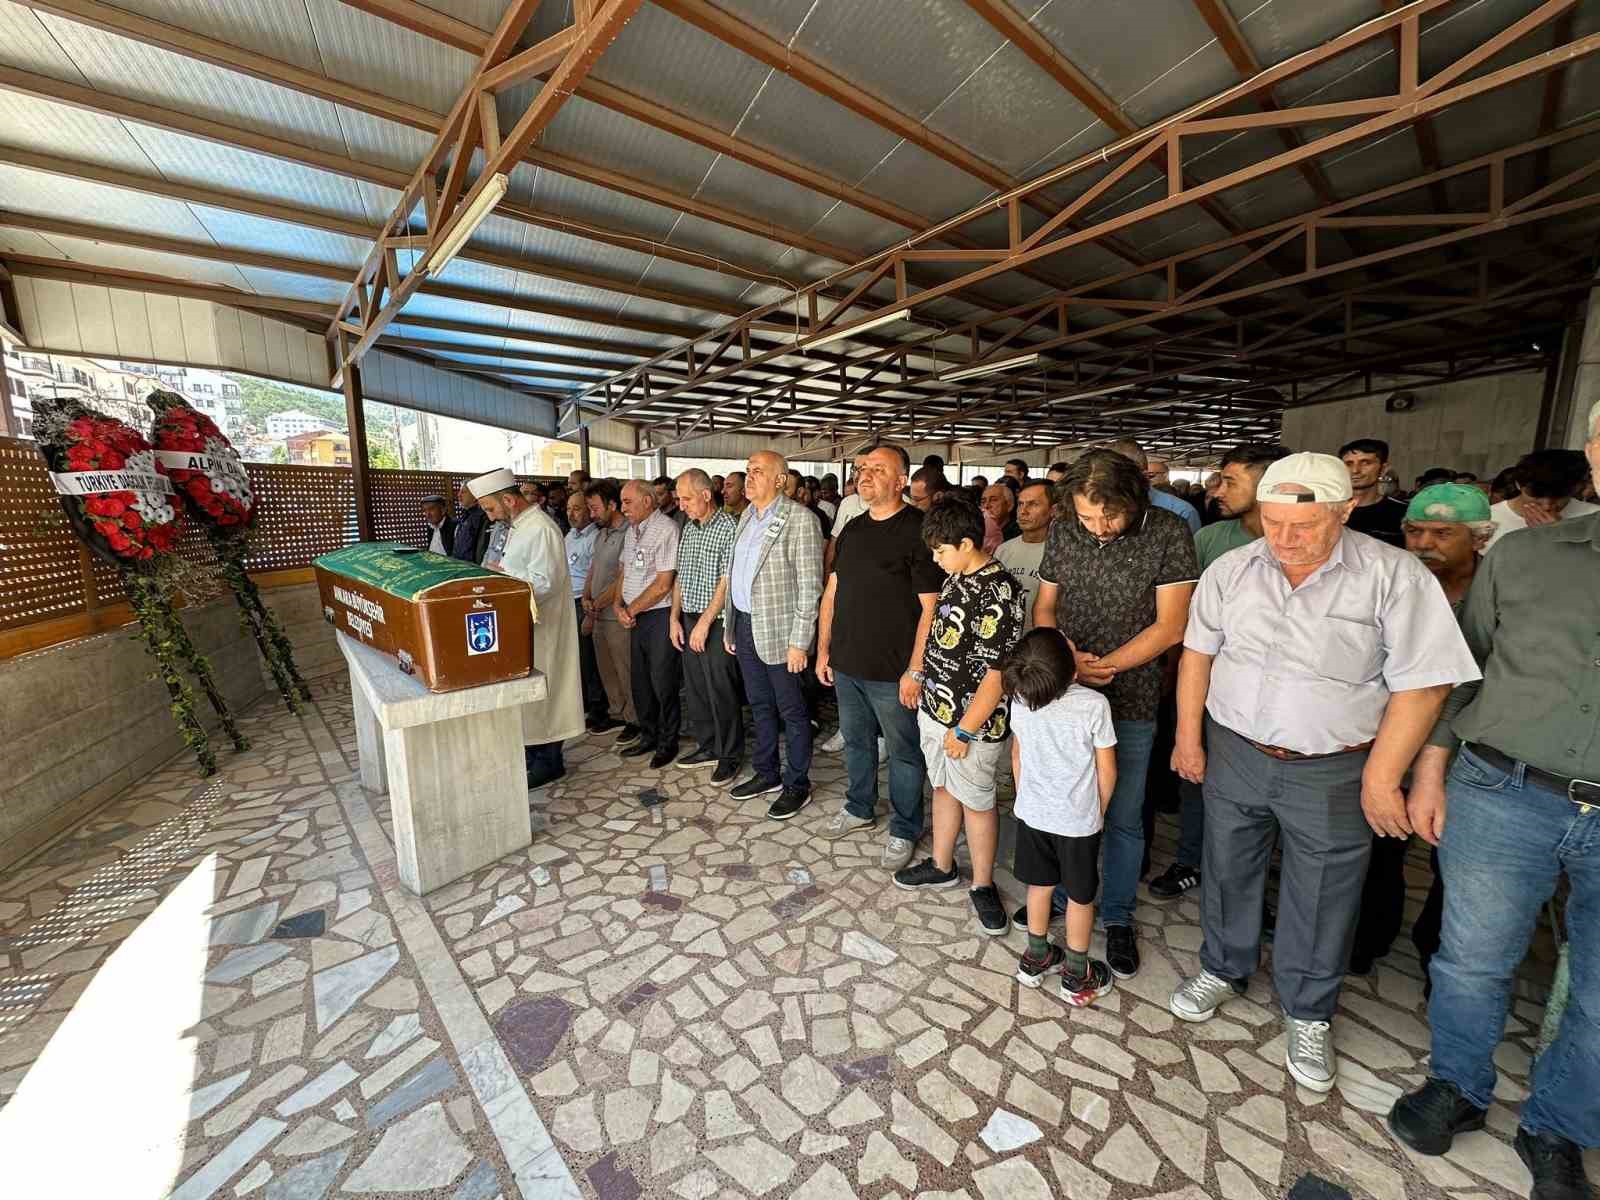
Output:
top-left (1285, 1016), bottom-right (1336, 1092)
top-left (820, 729), bottom-right (845, 753)
top-left (881, 835), bottom-right (914, 871)
top-left (818, 808), bottom-right (875, 841)
top-left (1169, 970), bottom-right (1237, 1022)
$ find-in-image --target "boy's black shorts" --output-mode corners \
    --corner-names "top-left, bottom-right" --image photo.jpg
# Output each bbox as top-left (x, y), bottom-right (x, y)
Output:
top-left (1013, 820), bottom-right (1100, 905)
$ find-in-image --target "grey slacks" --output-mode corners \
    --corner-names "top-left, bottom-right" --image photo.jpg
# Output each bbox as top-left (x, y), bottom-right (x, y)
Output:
top-left (1199, 717), bottom-right (1372, 1020)
top-left (592, 617), bottom-right (635, 724)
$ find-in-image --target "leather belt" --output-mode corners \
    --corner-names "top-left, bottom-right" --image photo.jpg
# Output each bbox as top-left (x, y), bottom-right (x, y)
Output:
top-left (1465, 742), bottom-right (1600, 808)
top-left (1246, 738), bottom-right (1374, 762)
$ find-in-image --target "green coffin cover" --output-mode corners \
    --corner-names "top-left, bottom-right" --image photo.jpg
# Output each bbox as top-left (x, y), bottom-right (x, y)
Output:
top-left (313, 542), bottom-right (500, 602)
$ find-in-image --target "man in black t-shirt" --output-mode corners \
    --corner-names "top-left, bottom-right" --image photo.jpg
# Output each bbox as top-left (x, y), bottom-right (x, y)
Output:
top-left (815, 442), bottom-right (944, 871)
top-left (1339, 438), bottom-right (1406, 547)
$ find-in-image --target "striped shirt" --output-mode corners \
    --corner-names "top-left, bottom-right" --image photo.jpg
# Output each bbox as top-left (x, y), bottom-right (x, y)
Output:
top-left (676, 507), bottom-right (737, 614)
top-left (621, 509), bottom-right (679, 611)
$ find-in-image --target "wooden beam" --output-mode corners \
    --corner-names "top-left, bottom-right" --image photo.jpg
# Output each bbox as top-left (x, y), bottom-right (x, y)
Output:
top-left (336, 0), bottom-right (491, 54)
top-left (481, 25), bottom-right (580, 92)
top-left (343, 360), bottom-right (375, 541)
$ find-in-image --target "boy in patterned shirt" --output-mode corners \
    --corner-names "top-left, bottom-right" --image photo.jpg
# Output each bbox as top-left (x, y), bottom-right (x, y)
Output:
top-left (893, 496), bottom-right (1026, 935)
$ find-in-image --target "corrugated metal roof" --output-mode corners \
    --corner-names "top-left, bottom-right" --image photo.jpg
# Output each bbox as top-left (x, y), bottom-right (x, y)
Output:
top-left (302, 0), bottom-right (474, 115)
top-left (0, 162), bottom-right (213, 239)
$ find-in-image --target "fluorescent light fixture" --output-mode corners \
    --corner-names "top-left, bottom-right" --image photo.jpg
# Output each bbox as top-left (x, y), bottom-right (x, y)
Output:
top-left (943, 352), bottom-right (1040, 382)
top-left (807, 307), bottom-right (911, 350)
top-left (429, 172), bottom-right (510, 275)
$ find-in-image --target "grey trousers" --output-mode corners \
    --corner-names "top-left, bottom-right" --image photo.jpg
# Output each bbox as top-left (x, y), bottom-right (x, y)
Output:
top-left (593, 617), bottom-right (635, 724)
top-left (1199, 717), bottom-right (1372, 1020)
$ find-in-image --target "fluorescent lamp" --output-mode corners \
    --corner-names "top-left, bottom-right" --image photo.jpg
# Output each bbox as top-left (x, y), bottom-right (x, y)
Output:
top-left (429, 172), bottom-right (510, 275)
top-left (807, 307), bottom-right (911, 350)
top-left (943, 352), bottom-right (1040, 382)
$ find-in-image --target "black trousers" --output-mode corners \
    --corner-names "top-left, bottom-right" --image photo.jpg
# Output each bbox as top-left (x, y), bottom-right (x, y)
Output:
top-left (681, 612), bottom-right (745, 764)
top-left (1351, 830), bottom-right (1411, 968)
top-left (574, 598), bottom-right (608, 722)
top-left (629, 608), bottom-right (681, 750)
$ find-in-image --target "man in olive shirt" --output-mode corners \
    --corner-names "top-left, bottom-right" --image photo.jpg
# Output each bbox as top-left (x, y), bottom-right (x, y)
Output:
top-left (1389, 405), bottom-right (1600, 1198)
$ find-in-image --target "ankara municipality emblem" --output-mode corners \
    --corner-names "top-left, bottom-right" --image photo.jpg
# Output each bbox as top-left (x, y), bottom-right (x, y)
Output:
top-left (466, 610), bottom-right (499, 655)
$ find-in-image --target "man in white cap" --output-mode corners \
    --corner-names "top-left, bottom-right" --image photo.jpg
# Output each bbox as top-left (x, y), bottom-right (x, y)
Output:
top-left (1167, 451), bottom-right (1479, 1093)
top-left (470, 468), bottom-right (584, 790)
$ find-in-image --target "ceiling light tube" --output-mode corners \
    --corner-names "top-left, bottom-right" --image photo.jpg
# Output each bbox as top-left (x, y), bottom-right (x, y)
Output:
top-left (942, 352), bottom-right (1040, 382)
top-left (806, 307), bottom-right (911, 350)
top-left (429, 172), bottom-right (510, 275)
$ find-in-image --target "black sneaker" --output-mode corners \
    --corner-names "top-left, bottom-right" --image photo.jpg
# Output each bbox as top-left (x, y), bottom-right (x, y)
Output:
top-left (710, 760), bottom-right (739, 787)
top-left (619, 740), bottom-right (655, 759)
top-left (676, 748), bottom-right (717, 769)
top-left (970, 885), bottom-right (1007, 936)
top-left (1061, 959), bottom-right (1115, 1008)
top-left (1148, 863), bottom-right (1200, 900)
top-left (767, 785), bottom-right (809, 820)
top-left (1011, 904), bottom-right (1030, 930)
top-left (894, 858), bottom-right (960, 891)
top-left (1515, 1126), bottom-right (1593, 1200)
top-left (1016, 944), bottom-right (1066, 988)
top-left (1105, 924), bottom-right (1140, 979)
top-left (649, 744), bottom-right (680, 770)
top-left (729, 775), bottom-right (781, 801)
top-left (1387, 1078), bottom-right (1487, 1156)
top-left (615, 723), bottom-right (642, 746)
top-left (588, 716), bottom-right (621, 734)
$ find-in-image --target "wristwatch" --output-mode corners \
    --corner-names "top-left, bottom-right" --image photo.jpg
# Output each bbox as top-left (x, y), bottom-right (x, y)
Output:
top-left (906, 669), bottom-right (926, 684)
top-left (952, 727), bottom-right (976, 743)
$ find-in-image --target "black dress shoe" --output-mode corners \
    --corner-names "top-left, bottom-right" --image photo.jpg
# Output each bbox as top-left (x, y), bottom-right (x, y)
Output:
top-left (1388, 1078), bottom-right (1487, 1156)
top-left (649, 744), bottom-right (680, 770)
top-left (1105, 924), bottom-right (1140, 979)
top-left (767, 784), bottom-right (810, 820)
top-left (619, 741), bottom-right (655, 759)
top-left (1515, 1126), bottom-right (1594, 1200)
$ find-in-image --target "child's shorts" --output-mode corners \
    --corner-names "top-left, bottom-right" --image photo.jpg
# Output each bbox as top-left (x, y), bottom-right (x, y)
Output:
top-left (917, 710), bottom-right (1004, 811)
top-left (1014, 819), bottom-right (1101, 905)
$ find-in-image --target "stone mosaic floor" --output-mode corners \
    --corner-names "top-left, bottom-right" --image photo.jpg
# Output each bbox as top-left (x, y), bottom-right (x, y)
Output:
top-left (0, 674), bottom-right (1591, 1200)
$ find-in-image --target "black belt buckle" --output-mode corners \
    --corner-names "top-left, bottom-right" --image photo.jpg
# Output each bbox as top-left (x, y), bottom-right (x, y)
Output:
top-left (1569, 778), bottom-right (1600, 808)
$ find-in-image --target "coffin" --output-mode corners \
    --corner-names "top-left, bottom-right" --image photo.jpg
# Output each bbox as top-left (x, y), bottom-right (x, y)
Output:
top-left (313, 542), bottom-right (532, 692)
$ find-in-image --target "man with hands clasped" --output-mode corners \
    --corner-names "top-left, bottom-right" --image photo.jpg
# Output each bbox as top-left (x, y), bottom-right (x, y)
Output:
top-left (1167, 452), bottom-right (1479, 1094)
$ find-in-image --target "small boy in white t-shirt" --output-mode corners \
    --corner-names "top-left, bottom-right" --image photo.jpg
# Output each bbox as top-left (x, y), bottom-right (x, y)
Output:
top-left (1003, 627), bottom-right (1119, 1006)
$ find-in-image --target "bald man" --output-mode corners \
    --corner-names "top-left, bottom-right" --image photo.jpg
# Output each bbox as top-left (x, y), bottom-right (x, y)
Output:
top-left (723, 450), bottom-right (824, 819)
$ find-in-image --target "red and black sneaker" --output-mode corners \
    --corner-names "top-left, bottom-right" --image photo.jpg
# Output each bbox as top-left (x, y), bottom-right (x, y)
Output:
top-left (1060, 959), bottom-right (1115, 1008)
top-left (1016, 944), bottom-right (1067, 989)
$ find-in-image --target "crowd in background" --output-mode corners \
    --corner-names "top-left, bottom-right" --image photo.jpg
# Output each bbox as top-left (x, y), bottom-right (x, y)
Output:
top-left (417, 416), bottom-right (1600, 1199)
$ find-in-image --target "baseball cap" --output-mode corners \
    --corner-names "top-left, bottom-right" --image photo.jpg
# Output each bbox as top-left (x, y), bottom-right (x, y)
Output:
top-left (1404, 482), bottom-right (1490, 524)
top-left (1256, 451), bottom-right (1354, 504)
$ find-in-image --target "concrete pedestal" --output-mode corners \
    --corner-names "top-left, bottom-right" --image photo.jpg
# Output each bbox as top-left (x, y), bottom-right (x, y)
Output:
top-left (336, 632), bottom-right (547, 895)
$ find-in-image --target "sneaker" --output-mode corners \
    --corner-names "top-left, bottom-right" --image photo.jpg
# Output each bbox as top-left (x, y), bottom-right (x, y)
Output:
top-left (1011, 904), bottom-right (1029, 931)
top-left (675, 748), bottom-right (717, 769)
top-left (881, 834), bottom-right (914, 871)
top-left (1061, 959), bottom-right (1115, 1008)
top-left (615, 723), bottom-right (641, 746)
top-left (729, 775), bottom-right (782, 801)
top-left (893, 858), bottom-right (960, 891)
top-left (1170, 969), bottom-right (1238, 1022)
top-left (710, 760), bottom-right (740, 787)
top-left (1388, 1078), bottom-right (1487, 1156)
top-left (818, 809), bottom-right (875, 841)
top-left (619, 740), bottom-right (655, 759)
top-left (767, 785), bottom-right (810, 820)
top-left (1104, 924), bottom-right (1140, 979)
top-left (587, 716), bottom-right (619, 734)
top-left (820, 729), bottom-right (845, 753)
top-left (1514, 1126), bottom-right (1593, 1200)
top-left (1285, 1015), bottom-right (1336, 1092)
top-left (1148, 863), bottom-right (1200, 899)
top-left (1016, 944), bottom-right (1066, 988)
top-left (970, 885), bottom-right (1007, 936)
top-left (648, 744), bottom-right (679, 770)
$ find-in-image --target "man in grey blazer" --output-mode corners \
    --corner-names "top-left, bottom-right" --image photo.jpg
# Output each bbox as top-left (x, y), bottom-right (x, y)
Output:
top-left (723, 450), bottom-right (824, 818)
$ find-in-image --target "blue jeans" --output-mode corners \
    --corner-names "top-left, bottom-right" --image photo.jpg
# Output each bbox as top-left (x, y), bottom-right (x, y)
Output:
top-left (1429, 745), bottom-right (1599, 1145)
top-left (835, 670), bottom-right (924, 840)
top-left (1056, 718), bottom-right (1156, 925)
top-left (732, 610), bottom-right (811, 790)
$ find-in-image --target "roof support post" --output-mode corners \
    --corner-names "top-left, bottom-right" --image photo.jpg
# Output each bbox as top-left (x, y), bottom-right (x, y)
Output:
top-left (343, 358), bottom-right (375, 542)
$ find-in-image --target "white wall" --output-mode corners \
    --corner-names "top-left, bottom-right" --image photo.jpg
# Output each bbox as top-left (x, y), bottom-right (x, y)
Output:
top-left (1277, 369), bottom-right (1545, 485)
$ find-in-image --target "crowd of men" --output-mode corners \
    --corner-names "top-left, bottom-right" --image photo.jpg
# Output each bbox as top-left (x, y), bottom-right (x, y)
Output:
top-left (423, 416), bottom-right (1600, 1200)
